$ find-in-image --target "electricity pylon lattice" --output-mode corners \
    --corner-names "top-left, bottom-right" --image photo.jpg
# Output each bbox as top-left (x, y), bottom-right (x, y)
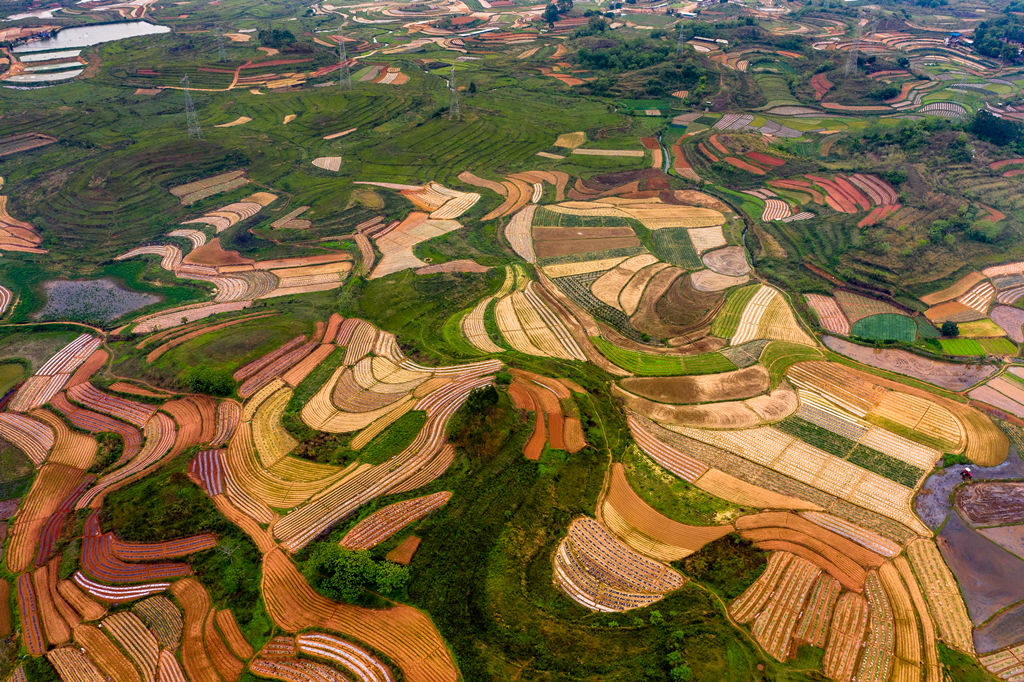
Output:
top-left (338, 32), bottom-right (352, 90)
top-left (844, 10), bottom-right (865, 78)
top-left (216, 25), bottom-right (226, 62)
top-left (448, 65), bottom-right (460, 120)
top-left (676, 27), bottom-right (686, 55)
top-left (181, 75), bottom-right (202, 139)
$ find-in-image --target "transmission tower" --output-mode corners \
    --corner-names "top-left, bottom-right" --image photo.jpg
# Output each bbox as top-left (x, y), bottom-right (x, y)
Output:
top-left (215, 25), bottom-right (226, 62)
top-left (676, 26), bottom-right (687, 55)
top-left (448, 65), bottom-right (460, 120)
top-left (181, 75), bottom-right (202, 139)
top-left (844, 9), bottom-right (865, 79)
top-left (338, 32), bottom-right (352, 90)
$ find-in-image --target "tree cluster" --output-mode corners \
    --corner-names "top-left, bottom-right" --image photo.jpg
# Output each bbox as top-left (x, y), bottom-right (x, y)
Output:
top-left (973, 14), bottom-right (1024, 62)
top-left (305, 543), bottom-right (409, 603)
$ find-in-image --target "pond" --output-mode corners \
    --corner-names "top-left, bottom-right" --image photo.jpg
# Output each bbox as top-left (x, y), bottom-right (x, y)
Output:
top-left (34, 279), bottom-right (159, 324)
top-left (12, 20), bottom-right (169, 53)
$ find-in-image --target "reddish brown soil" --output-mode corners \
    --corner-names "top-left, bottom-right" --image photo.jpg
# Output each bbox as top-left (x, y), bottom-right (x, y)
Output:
top-left (533, 236), bottom-right (640, 259)
top-left (66, 349), bottom-right (107, 388)
top-left (183, 238), bottom-right (253, 267)
top-left (386, 536), bottom-right (422, 565)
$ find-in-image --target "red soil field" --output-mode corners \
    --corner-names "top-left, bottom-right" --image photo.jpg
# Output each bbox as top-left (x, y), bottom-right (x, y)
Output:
top-left (979, 203), bottom-right (1006, 222)
top-left (737, 512), bottom-right (885, 591)
top-left (169, 395), bottom-right (216, 452)
top-left (0, 579), bottom-right (8, 638)
top-left (233, 335), bottom-right (305, 382)
top-left (17, 574), bottom-right (45, 655)
top-left (698, 143), bottom-right (719, 162)
top-left (989, 158), bottom-right (1024, 170)
top-left (811, 72), bottom-right (833, 100)
top-left (724, 157), bottom-right (767, 175)
top-left (1003, 169), bottom-right (1024, 178)
top-left (51, 392), bottom-right (142, 466)
top-left (709, 134), bottom-right (729, 155)
top-left (8, 463), bottom-right (91, 573)
top-left (340, 491), bottom-right (451, 550)
top-left (747, 151), bottom-right (785, 167)
top-left (182, 238), bottom-right (254, 267)
top-left (66, 349), bottom-right (107, 388)
top-left (508, 370), bottom-right (583, 460)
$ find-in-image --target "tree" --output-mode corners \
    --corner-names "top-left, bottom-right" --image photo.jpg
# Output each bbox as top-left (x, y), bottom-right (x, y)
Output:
top-left (543, 3), bottom-right (560, 24)
top-left (941, 320), bottom-right (960, 337)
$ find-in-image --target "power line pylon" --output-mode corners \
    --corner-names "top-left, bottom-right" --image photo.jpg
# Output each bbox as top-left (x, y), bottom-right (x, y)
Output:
top-left (215, 25), bottom-right (226, 62)
top-left (181, 75), bottom-right (202, 139)
top-left (844, 9), bottom-right (865, 79)
top-left (338, 31), bottom-right (352, 90)
top-left (448, 65), bottom-right (460, 120)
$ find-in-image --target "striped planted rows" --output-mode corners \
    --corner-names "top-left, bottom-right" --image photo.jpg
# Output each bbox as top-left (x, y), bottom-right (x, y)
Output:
top-left (8, 334), bottom-right (102, 412)
top-left (553, 516), bottom-right (685, 612)
top-left (340, 491), bottom-right (451, 551)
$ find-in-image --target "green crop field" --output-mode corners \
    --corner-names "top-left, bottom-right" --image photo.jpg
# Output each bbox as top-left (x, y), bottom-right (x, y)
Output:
top-left (850, 313), bottom-right (918, 343)
top-left (650, 227), bottom-right (703, 270)
top-left (979, 337), bottom-right (1019, 356)
top-left (592, 336), bottom-right (736, 375)
top-left (939, 338), bottom-right (987, 356)
top-left (711, 284), bottom-right (760, 339)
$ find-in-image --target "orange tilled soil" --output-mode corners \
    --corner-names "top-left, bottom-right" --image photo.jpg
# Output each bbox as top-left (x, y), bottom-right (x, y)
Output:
top-left (205, 608), bottom-right (244, 680)
top-left (7, 463), bottom-right (88, 573)
top-left (57, 580), bottom-right (106, 621)
top-left (170, 577), bottom-right (220, 682)
top-left (183, 238), bottom-right (254, 267)
top-left (73, 623), bottom-right (141, 682)
top-left (45, 557), bottom-right (79, 632)
top-left (32, 564), bottom-right (69, 645)
top-left (386, 536), bottom-right (422, 565)
top-left (605, 464), bottom-right (732, 551)
top-left (262, 548), bottom-right (458, 682)
top-left (164, 395), bottom-right (216, 456)
top-left (508, 370), bottom-right (585, 459)
top-left (66, 349), bottom-right (108, 388)
top-left (0, 579), bottom-right (8, 637)
top-left (736, 512), bottom-right (885, 591)
top-left (216, 609), bottom-right (254, 659)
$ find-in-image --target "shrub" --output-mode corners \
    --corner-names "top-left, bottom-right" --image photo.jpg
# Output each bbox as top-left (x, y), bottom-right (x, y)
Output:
top-left (181, 366), bottom-right (233, 396)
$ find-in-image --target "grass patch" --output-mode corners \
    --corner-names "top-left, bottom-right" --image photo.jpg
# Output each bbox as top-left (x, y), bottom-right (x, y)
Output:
top-left (591, 336), bottom-right (736, 376)
top-left (0, 439), bottom-right (34, 499)
top-left (358, 410), bottom-right (427, 465)
top-left (937, 642), bottom-right (1000, 681)
top-left (0, 361), bottom-right (27, 398)
top-left (759, 341), bottom-right (824, 386)
top-left (623, 445), bottom-right (747, 525)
